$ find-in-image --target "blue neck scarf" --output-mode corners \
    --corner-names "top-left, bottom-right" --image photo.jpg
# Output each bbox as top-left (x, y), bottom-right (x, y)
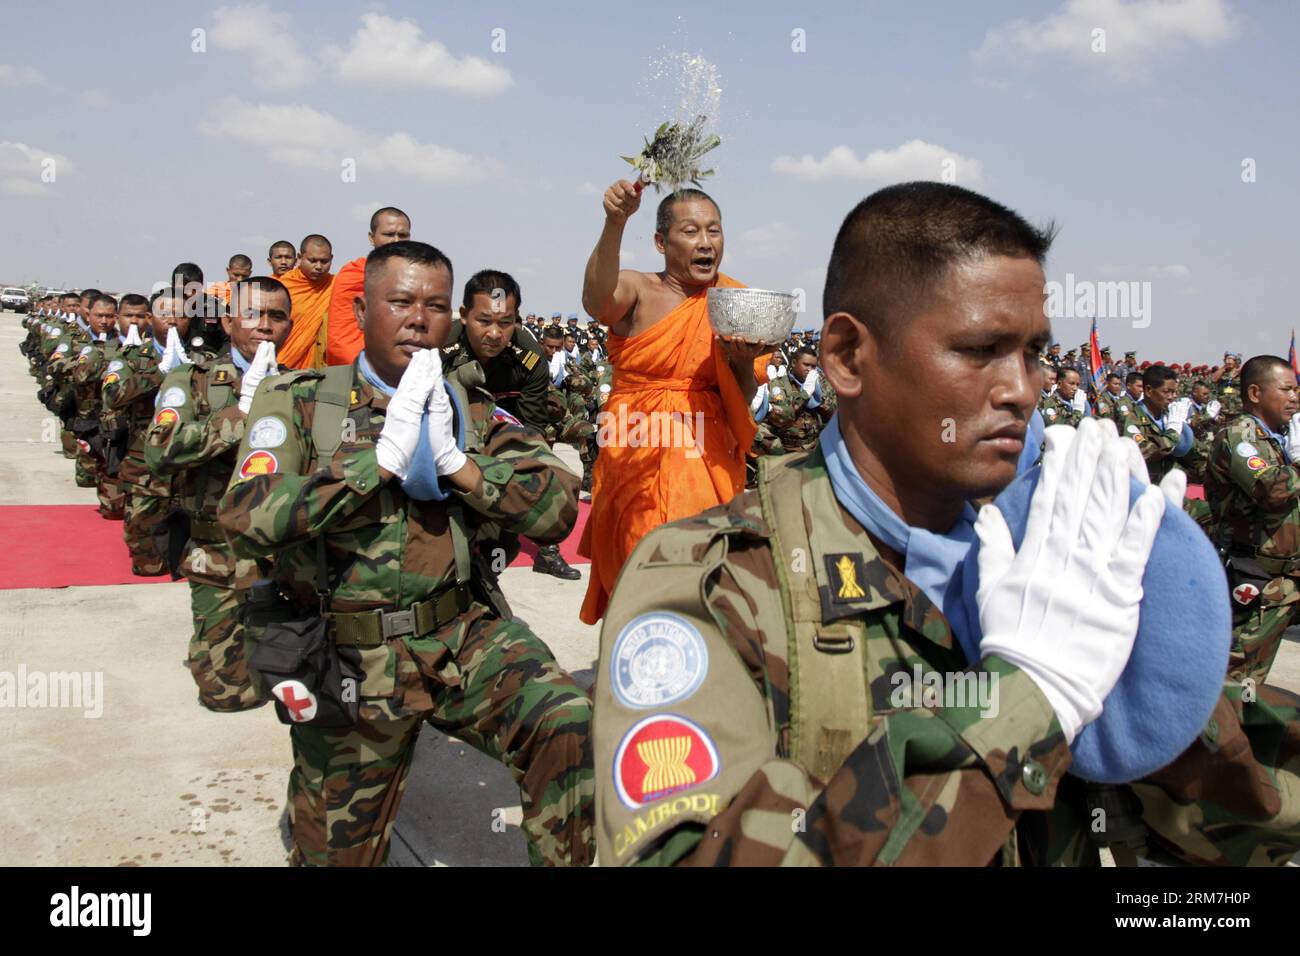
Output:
top-left (152, 337), bottom-right (166, 358)
top-left (356, 351), bottom-right (466, 501)
top-left (230, 348), bottom-right (252, 373)
top-left (1252, 415), bottom-right (1290, 464)
top-left (821, 416), bottom-right (981, 652)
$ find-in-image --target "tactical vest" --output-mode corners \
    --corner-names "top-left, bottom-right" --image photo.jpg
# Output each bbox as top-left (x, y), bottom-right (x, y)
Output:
top-left (756, 454), bottom-right (871, 783)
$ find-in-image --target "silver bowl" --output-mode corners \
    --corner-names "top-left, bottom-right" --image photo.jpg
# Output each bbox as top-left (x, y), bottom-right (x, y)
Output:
top-left (707, 287), bottom-right (798, 346)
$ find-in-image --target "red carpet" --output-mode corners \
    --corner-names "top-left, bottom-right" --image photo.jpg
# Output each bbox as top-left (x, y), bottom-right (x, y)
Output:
top-left (0, 502), bottom-right (591, 590)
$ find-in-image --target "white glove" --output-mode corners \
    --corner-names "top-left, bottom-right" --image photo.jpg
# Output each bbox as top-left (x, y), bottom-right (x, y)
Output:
top-left (425, 359), bottom-right (467, 476)
top-left (1206, 400), bottom-right (1221, 420)
top-left (1287, 412), bottom-right (1300, 464)
top-left (1072, 389), bottom-right (1087, 414)
top-left (123, 324), bottom-right (143, 348)
top-left (1164, 397), bottom-right (1190, 434)
top-left (801, 368), bottom-right (819, 397)
top-left (158, 327), bottom-right (189, 373)
top-left (238, 340), bottom-right (277, 414)
top-left (750, 382), bottom-right (769, 416)
top-left (375, 349), bottom-right (439, 479)
top-left (975, 417), bottom-right (1165, 742)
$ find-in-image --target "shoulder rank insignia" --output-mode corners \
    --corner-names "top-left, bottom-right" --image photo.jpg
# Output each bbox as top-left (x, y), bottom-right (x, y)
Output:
top-left (349, 388), bottom-right (360, 407)
top-left (828, 553), bottom-right (867, 601)
top-left (212, 369), bottom-right (232, 384)
top-left (521, 350), bottom-right (539, 371)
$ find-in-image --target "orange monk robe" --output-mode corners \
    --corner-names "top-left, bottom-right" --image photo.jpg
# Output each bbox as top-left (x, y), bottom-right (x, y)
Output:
top-left (325, 256), bottom-right (367, 366)
top-left (276, 267), bottom-right (335, 369)
top-left (578, 273), bottom-right (757, 625)
top-left (754, 351), bottom-right (775, 385)
top-left (205, 281), bottom-right (231, 304)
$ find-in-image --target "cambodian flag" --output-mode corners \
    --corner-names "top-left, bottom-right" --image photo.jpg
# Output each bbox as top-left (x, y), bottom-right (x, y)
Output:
top-left (1289, 329), bottom-right (1298, 382)
top-left (1088, 318), bottom-right (1104, 390)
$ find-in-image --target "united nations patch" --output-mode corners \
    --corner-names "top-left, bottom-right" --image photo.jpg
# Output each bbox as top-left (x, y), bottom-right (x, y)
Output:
top-left (610, 612), bottom-right (708, 710)
top-left (158, 386), bottom-right (186, 408)
top-left (107, 360), bottom-right (124, 374)
top-left (1126, 424), bottom-right (1139, 435)
top-left (247, 415), bottom-right (288, 450)
top-left (1236, 441), bottom-right (1259, 459)
top-left (613, 714), bottom-right (720, 809)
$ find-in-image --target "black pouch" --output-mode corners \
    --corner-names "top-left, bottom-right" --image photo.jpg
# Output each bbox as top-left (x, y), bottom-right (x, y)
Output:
top-left (1226, 560), bottom-right (1268, 625)
top-left (248, 618), bottom-right (362, 728)
top-left (151, 507), bottom-right (191, 580)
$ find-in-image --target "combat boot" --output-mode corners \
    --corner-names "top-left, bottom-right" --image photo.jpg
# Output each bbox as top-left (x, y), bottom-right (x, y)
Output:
top-left (533, 544), bottom-right (581, 580)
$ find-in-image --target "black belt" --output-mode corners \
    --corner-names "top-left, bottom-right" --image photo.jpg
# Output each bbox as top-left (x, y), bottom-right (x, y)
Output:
top-left (329, 586), bottom-right (474, 647)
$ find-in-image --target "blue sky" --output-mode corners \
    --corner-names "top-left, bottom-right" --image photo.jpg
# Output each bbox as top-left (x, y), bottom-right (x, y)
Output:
top-left (1, 0), bottom-right (1295, 362)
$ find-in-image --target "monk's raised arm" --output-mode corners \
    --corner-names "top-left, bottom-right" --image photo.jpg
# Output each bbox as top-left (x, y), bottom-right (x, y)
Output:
top-left (583, 179), bottom-right (642, 326)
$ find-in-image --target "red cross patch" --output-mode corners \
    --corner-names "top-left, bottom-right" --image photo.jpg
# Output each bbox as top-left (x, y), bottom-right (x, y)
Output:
top-left (271, 680), bottom-right (318, 722)
top-left (1232, 583), bottom-right (1261, 606)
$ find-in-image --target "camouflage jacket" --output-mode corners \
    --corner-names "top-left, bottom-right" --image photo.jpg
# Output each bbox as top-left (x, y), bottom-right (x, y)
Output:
top-left (101, 342), bottom-right (174, 495)
top-left (1037, 391), bottom-right (1083, 428)
top-left (1115, 399), bottom-right (1189, 484)
top-left (764, 372), bottom-right (837, 452)
top-left (217, 359), bottom-right (580, 720)
top-left (1091, 389), bottom-right (1122, 423)
top-left (1214, 372), bottom-right (1244, 418)
top-left (1182, 402), bottom-right (1223, 484)
top-left (595, 448), bottom-right (1078, 867)
top-left (1204, 415), bottom-right (1300, 604)
top-left (144, 352), bottom-right (261, 587)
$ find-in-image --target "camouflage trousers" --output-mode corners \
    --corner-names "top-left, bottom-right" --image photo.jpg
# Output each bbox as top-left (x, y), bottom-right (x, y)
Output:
top-left (97, 473), bottom-right (125, 520)
top-left (285, 613), bottom-right (595, 867)
top-left (59, 428), bottom-right (77, 460)
top-left (1131, 681), bottom-right (1300, 866)
top-left (187, 579), bottom-right (261, 713)
top-left (1227, 598), bottom-right (1298, 686)
top-left (73, 452), bottom-right (98, 488)
top-left (122, 489), bottom-right (169, 575)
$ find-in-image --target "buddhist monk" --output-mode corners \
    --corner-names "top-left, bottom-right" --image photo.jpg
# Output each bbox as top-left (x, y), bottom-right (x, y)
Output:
top-left (266, 240), bottom-right (296, 277)
top-left (276, 234), bottom-right (335, 369)
top-left (578, 181), bottom-right (765, 624)
top-left (325, 206), bottom-right (411, 365)
top-left (206, 253), bottom-right (251, 303)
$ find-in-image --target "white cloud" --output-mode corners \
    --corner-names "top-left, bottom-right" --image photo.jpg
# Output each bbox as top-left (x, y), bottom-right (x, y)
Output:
top-left (0, 64), bottom-right (44, 87)
top-left (738, 222), bottom-right (799, 259)
top-left (0, 141), bottom-right (73, 197)
top-left (332, 13), bottom-right (512, 95)
top-left (197, 98), bottom-right (500, 184)
top-left (772, 140), bottom-right (985, 185)
top-left (1146, 264), bottom-right (1191, 279)
top-left (79, 89), bottom-right (111, 108)
top-left (973, 0), bottom-right (1238, 79)
top-left (210, 3), bottom-right (314, 88)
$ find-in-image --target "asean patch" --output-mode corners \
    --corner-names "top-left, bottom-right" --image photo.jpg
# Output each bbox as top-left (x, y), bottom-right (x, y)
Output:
top-left (613, 714), bottom-right (720, 809)
top-left (159, 386), bottom-right (186, 408)
top-left (1232, 583), bottom-right (1261, 606)
top-left (1246, 456), bottom-right (1268, 472)
top-left (270, 679), bottom-right (318, 722)
top-left (1236, 441), bottom-right (1259, 459)
top-left (103, 372), bottom-right (120, 386)
top-left (238, 450), bottom-right (279, 480)
top-left (247, 415), bottom-right (288, 449)
top-left (610, 612), bottom-right (708, 710)
top-left (153, 408), bottom-right (180, 427)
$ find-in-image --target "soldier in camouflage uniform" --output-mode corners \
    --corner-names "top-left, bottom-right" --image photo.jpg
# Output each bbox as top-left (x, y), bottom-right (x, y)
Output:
top-left (145, 277), bottom-right (295, 711)
top-left (1037, 366), bottom-right (1084, 427)
top-left (445, 272), bottom-right (581, 580)
top-left (57, 295), bottom-right (122, 494)
top-left (74, 296), bottom-right (153, 519)
top-left (102, 290), bottom-right (190, 576)
top-left (762, 347), bottom-right (837, 452)
top-left (1213, 351), bottom-right (1244, 418)
top-left (1204, 355), bottom-right (1300, 685)
top-left (219, 243), bottom-right (594, 866)
top-left (1091, 372), bottom-right (1124, 423)
top-left (594, 183), bottom-right (1300, 867)
top-left (1115, 364), bottom-right (1200, 485)
top-left (38, 292), bottom-right (95, 461)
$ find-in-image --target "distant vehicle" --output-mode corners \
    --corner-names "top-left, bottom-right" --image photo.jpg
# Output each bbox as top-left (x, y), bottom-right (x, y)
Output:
top-left (1, 287), bottom-right (31, 313)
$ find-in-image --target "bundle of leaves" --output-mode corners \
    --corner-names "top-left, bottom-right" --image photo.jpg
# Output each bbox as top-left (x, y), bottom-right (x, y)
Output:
top-left (621, 115), bottom-right (721, 192)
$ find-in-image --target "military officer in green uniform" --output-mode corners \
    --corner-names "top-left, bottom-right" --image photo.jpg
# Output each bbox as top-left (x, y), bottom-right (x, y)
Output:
top-left (219, 242), bottom-right (594, 867)
top-left (1213, 351), bottom-right (1244, 418)
top-left (1115, 365), bottom-right (1199, 485)
top-left (1038, 366), bottom-right (1084, 427)
top-left (762, 346), bottom-right (837, 452)
top-left (1205, 355), bottom-right (1300, 685)
top-left (593, 183), bottom-right (1300, 867)
top-left (443, 271), bottom-right (582, 580)
top-left (1092, 372), bottom-right (1124, 423)
top-left (145, 277), bottom-right (295, 711)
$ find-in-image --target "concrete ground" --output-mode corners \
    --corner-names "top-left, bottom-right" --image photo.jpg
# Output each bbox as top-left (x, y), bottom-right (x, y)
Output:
top-left (2, 313), bottom-right (1298, 867)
